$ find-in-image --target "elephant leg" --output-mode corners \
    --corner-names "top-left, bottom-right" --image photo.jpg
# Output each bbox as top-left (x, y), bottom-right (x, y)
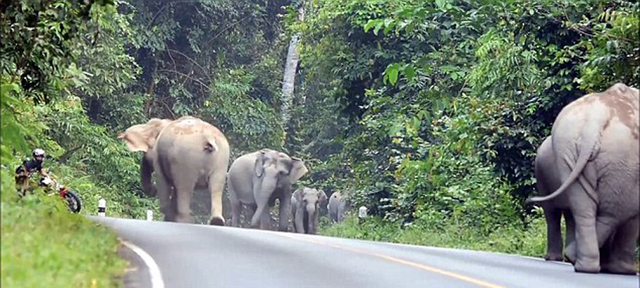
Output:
top-left (208, 171), bottom-right (226, 226)
top-left (278, 195), bottom-right (292, 232)
top-left (601, 215), bottom-right (639, 275)
top-left (544, 206), bottom-right (564, 261)
top-left (259, 208), bottom-right (272, 230)
top-left (245, 204), bottom-right (256, 228)
top-left (563, 210), bottom-right (576, 261)
top-left (172, 177), bottom-right (195, 224)
top-left (598, 230), bottom-right (616, 273)
top-left (228, 187), bottom-right (241, 227)
top-left (310, 213), bottom-right (319, 235)
top-left (251, 188), bottom-right (270, 229)
top-left (156, 173), bottom-right (176, 222)
top-left (567, 188), bottom-right (601, 273)
top-left (294, 207), bottom-right (304, 233)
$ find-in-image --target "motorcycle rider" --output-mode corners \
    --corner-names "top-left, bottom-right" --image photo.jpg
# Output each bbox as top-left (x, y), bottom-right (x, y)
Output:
top-left (15, 148), bottom-right (48, 195)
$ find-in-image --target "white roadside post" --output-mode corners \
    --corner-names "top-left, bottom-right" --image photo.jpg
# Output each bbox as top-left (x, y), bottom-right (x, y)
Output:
top-left (146, 209), bottom-right (153, 221)
top-left (98, 198), bottom-right (106, 217)
top-left (358, 206), bottom-right (368, 224)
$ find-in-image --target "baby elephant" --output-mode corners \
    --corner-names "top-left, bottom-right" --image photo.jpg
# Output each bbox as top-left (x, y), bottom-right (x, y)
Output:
top-left (291, 187), bottom-right (327, 234)
top-left (328, 191), bottom-right (349, 223)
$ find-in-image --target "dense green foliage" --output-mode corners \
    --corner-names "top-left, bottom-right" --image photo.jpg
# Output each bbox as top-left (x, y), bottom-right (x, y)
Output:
top-left (1, 0), bottom-right (638, 283)
top-left (291, 0), bottom-right (639, 231)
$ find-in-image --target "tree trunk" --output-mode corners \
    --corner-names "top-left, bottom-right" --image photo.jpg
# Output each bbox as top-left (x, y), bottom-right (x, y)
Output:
top-left (281, 5), bottom-right (305, 145)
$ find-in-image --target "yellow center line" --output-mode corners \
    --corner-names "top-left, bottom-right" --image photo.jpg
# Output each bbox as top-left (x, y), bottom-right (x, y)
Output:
top-left (278, 233), bottom-right (509, 288)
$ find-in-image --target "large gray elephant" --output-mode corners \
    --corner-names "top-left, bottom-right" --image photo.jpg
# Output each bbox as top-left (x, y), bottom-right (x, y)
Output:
top-left (291, 187), bottom-right (327, 234)
top-left (328, 191), bottom-right (348, 223)
top-left (226, 149), bottom-right (308, 231)
top-left (119, 116), bottom-right (230, 225)
top-left (534, 136), bottom-right (575, 261)
top-left (527, 83), bottom-right (639, 274)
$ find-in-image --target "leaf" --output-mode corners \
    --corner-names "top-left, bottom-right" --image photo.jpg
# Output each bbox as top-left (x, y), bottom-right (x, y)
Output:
top-left (364, 19), bottom-right (382, 33)
top-left (386, 64), bottom-right (399, 85)
top-left (373, 21), bottom-right (385, 35)
top-left (403, 65), bottom-right (415, 81)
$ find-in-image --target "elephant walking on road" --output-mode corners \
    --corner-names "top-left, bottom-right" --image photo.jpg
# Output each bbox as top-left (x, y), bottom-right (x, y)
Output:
top-left (534, 136), bottom-right (575, 262)
top-left (291, 187), bottom-right (327, 234)
top-left (527, 83), bottom-right (639, 274)
top-left (226, 149), bottom-right (308, 231)
top-left (119, 116), bottom-right (230, 225)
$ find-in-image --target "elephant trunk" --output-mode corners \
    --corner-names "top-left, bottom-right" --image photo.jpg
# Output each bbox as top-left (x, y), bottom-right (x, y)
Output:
top-left (140, 155), bottom-right (157, 197)
top-left (251, 173), bottom-right (279, 228)
top-left (305, 204), bottom-right (317, 234)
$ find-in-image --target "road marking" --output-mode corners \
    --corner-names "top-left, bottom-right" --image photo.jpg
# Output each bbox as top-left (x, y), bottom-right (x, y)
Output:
top-left (279, 233), bottom-right (509, 288)
top-left (123, 241), bottom-right (165, 288)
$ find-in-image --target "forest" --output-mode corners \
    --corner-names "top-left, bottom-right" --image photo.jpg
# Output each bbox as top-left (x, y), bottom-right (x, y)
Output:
top-left (1, 0), bottom-right (638, 286)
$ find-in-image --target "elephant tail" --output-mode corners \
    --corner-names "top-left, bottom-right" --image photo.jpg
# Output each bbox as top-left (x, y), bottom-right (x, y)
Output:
top-left (526, 123), bottom-right (599, 204)
top-left (203, 134), bottom-right (219, 154)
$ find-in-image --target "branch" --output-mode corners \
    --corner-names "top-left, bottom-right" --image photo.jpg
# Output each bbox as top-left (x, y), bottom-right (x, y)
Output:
top-left (157, 69), bottom-right (211, 91)
top-left (58, 146), bottom-right (83, 164)
top-left (156, 98), bottom-right (176, 118)
top-left (166, 49), bottom-right (210, 80)
top-left (205, 14), bottom-right (254, 46)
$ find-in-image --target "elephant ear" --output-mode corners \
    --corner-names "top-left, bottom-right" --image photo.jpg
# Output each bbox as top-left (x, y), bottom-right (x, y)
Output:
top-left (254, 150), bottom-right (267, 178)
top-left (318, 189), bottom-right (328, 206)
top-left (118, 118), bottom-right (172, 152)
top-left (289, 157), bottom-right (309, 184)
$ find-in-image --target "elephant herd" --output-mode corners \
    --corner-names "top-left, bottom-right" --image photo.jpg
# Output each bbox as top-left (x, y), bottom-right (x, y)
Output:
top-left (118, 117), bottom-right (348, 234)
top-left (527, 83), bottom-right (639, 275)
top-left (119, 82), bottom-right (638, 275)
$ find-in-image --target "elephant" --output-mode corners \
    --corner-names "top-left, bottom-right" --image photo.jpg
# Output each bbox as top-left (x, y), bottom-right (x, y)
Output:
top-left (526, 83), bottom-right (639, 274)
top-left (119, 116), bottom-right (230, 225)
top-left (328, 191), bottom-right (348, 223)
top-left (226, 149), bottom-right (308, 231)
top-left (291, 187), bottom-right (327, 234)
top-left (534, 136), bottom-right (575, 261)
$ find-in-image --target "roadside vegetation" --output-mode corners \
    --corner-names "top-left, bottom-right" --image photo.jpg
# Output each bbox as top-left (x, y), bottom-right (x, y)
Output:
top-left (1, 0), bottom-right (637, 285)
top-left (1, 169), bottom-right (128, 288)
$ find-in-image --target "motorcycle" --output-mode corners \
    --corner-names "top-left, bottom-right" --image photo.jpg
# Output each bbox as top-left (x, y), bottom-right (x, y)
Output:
top-left (39, 175), bottom-right (82, 213)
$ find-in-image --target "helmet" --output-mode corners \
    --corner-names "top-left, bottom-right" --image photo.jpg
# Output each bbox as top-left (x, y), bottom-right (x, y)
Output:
top-left (32, 148), bottom-right (45, 160)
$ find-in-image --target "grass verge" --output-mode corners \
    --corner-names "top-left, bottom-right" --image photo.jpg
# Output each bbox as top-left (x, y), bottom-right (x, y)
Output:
top-left (1, 169), bottom-right (128, 288)
top-left (319, 213), bottom-right (548, 257)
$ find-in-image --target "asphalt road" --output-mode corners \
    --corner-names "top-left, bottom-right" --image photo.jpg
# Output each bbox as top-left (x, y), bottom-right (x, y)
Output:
top-left (90, 216), bottom-right (639, 288)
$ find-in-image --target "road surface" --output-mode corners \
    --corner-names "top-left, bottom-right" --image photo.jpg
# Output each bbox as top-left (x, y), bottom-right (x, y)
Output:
top-left (91, 216), bottom-right (639, 288)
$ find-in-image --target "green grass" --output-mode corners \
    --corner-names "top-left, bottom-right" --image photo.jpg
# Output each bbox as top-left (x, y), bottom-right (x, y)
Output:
top-left (319, 213), bottom-right (548, 258)
top-left (1, 170), bottom-right (128, 288)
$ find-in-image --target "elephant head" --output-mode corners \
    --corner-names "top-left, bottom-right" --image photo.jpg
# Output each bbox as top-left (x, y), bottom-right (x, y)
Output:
top-left (250, 149), bottom-right (308, 229)
top-left (292, 187), bottom-right (327, 234)
top-left (118, 118), bottom-right (173, 197)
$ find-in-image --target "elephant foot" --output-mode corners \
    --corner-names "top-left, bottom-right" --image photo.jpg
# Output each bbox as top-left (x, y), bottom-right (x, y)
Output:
top-left (564, 243), bottom-right (577, 264)
top-left (544, 253), bottom-right (564, 262)
top-left (209, 216), bottom-right (225, 226)
top-left (574, 259), bottom-right (600, 274)
top-left (175, 213), bottom-right (195, 223)
top-left (601, 261), bottom-right (638, 275)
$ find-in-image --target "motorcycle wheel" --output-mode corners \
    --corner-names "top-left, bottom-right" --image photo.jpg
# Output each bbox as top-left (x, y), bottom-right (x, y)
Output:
top-left (63, 191), bottom-right (82, 213)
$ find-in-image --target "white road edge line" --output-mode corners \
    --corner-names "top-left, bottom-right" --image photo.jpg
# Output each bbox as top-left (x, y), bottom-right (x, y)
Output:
top-left (122, 241), bottom-right (165, 288)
